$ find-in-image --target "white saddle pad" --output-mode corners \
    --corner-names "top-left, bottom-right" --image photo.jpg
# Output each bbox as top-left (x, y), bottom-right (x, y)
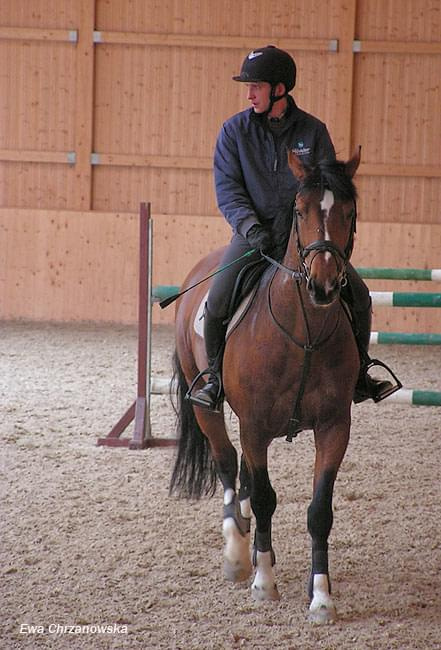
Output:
top-left (193, 291), bottom-right (256, 340)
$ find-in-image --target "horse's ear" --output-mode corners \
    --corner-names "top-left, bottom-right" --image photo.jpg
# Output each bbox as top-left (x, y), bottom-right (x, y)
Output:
top-left (345, 146), bottom-right (361, 178)
top-left (287, 149), bottom-right (307, 181)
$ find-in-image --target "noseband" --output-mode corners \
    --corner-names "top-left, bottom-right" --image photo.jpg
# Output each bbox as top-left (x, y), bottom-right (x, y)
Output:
top-left (294, 192), bottom-right (357, 287)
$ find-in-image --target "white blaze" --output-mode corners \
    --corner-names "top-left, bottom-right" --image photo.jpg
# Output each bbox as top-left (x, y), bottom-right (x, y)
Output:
top-left (319, 189), bottom-right (334, 262)
top-left (320, 189), bottom-right (334, 222)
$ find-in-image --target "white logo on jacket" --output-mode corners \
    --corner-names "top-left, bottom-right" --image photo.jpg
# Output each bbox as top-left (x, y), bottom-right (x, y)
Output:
top-left (292, 145), bottom-right (311, 156)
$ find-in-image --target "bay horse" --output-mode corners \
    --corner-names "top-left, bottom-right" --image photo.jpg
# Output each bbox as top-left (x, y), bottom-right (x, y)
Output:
top-left (170, 149), bottom-right (361, 624)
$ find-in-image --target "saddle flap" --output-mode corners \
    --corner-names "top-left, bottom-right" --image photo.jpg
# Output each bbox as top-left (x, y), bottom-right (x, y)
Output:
top-left (193, 289), bottom-right (259, 340)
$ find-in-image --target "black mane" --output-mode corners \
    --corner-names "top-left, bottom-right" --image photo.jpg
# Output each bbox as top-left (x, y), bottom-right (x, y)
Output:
top-left (299, 159), bottom-right (358, 202)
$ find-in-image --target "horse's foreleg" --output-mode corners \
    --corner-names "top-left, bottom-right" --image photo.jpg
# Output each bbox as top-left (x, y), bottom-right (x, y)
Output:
top-left (307, 427), bottom-right (349, 624)
top-left (249, 465), bottom-right (280, 601)
top-left (238, 453), bottom-right (252, 520)
top-left (307, 468), bottom-right (337, 623)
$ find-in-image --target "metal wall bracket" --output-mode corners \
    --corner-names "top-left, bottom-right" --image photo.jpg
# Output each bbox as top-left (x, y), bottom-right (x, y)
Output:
top-left (68, 30), bottom-right (78, 43)
top-left (329, 39), bottom-right (339, 52)
top-left (90, 153), bottom-right (100, 165)
top-left (67, 151), bottom-right (76, 165)
top-left (93, 31), bottom-right (103, 43)
top-left (353, 40), bottom-right (362, 52)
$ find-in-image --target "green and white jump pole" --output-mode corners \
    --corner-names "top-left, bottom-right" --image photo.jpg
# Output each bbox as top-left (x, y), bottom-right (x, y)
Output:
top-left (357, 267), bottom-right (441, 281)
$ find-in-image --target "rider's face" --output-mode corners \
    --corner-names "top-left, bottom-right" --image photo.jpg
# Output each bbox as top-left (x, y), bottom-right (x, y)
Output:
top-left (246, 82), bottom-right (272, 113)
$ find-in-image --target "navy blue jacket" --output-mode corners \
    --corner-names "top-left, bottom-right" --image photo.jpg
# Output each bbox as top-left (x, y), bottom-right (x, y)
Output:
top-left (214, 96), bottom-right (336, 242)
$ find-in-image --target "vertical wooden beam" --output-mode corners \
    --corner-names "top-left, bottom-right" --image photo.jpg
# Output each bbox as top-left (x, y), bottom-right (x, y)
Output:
top-left (130, 202), bottom-right (151, 448)
top-left (73, 0), bottom-right (95, 209)
top-left (334, 0), bottom-right (357, 158)
top-left (96, 203), bottom-right (177, 450)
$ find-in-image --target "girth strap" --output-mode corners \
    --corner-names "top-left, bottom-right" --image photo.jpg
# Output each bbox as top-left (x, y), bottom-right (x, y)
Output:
top-left (286, 344), bottom-right (313, 442)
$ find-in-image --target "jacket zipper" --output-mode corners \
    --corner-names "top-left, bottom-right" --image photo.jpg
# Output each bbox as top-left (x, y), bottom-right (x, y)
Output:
top-left (270, 132), bottom-right (278, 172)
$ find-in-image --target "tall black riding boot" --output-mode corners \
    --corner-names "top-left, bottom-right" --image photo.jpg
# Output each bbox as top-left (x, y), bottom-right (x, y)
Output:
top-left (188, 305), bottom-right (227, 411)
top-left (352, 300), bottom-right (395, 403)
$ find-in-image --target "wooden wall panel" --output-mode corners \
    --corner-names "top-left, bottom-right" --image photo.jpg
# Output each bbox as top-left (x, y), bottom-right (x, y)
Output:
top-left (353, 53), bottom-right (441, 169)
top-left (0, 41), bottom-right (76, 152)
top-left (0, 162), bottom-right (78, 209)
top-left (92, 166), bottom-right (216, 214)
top-left (356, 175), bottom-right (441, 225)
top-left (96, 0), bottom-right (339, 38)
top-left (0, 207), bottom-right (230, 324)
top-left (93, 44), bottom-right (233, 159)
top-left (0, 0), bottom-right (94, 210)
top-left (0, 0), bottom-right (79, 29)
top-left (0, 208), bottom-right (139, 323)
top-left (356, 0), bottom-right (441, 40)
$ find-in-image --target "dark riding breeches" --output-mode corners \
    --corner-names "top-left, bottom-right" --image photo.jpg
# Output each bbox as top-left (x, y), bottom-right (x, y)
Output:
top-left (206, 233), bottom-right (262, 319)
top-left (342, 263), bottom-right (372, 313)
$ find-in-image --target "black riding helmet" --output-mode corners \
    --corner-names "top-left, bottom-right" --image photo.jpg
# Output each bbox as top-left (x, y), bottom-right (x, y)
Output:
top-left (233, 45), bottom-right (296, 112)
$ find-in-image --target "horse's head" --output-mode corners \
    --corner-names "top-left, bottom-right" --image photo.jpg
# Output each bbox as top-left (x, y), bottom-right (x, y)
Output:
top-left (288, 148), bottom-right (360, 306)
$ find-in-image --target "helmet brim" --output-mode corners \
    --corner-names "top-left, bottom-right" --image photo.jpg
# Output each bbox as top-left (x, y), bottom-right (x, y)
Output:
top-left (232, 75), bottom-right (264, 83)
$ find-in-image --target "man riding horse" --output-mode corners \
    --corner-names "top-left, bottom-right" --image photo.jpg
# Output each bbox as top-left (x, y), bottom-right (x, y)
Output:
top-left (190, 45), bottom-right (394, 411)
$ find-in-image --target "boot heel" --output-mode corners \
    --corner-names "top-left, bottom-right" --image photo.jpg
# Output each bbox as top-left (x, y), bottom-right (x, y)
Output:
top-left (185, 368), bottom-right (223, 412)
top-left (187, 393), bottom-right (223, 413)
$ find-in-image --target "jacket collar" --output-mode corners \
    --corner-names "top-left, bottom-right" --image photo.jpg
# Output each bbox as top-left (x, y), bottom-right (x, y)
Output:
top-left (250, 95), bottom-right (300, 131)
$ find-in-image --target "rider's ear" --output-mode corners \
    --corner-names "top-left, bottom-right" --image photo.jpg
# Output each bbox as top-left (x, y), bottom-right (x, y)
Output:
top-left (345, 146), bottom-right (361, 178)
top-left (287, 149), bottom-right (307, 180)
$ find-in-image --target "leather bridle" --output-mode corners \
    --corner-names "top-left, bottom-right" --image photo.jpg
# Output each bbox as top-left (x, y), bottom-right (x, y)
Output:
top-left (294, 192), bottom-right (357, 288)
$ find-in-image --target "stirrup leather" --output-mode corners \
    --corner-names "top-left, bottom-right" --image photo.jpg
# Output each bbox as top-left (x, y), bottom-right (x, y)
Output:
top-left (364, 358), bottom-right (402, 402)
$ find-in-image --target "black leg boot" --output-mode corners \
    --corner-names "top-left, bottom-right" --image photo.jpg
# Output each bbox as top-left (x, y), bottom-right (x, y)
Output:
top-left (188, 305), bottom-right (227, 411)
top-left (352, 300), bottom-right (396, 403)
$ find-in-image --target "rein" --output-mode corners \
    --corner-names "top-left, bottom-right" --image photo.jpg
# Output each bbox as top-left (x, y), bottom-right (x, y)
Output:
top-left (260, 251), bottom-right (304, 281)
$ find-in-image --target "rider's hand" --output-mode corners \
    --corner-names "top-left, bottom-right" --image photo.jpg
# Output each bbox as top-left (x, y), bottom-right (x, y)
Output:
top-left (246, 224), bottom-right (272, 253)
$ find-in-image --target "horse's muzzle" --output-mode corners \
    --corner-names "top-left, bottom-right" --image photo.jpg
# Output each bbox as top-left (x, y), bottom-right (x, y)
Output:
top-left (307, 275), bottom-right (341, 306)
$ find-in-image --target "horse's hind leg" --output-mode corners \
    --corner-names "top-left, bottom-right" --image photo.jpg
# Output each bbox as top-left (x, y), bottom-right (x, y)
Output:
top-left (307, 423), bottom-right (350, 624)
top-left (220, 454), bottom-right (253, 582)
top-left (194, 410), bottom-right (252, 583)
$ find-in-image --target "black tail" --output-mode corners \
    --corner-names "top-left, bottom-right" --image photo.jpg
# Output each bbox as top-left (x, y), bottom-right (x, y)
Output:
top-left (169, 350), bottom-right (217, 499)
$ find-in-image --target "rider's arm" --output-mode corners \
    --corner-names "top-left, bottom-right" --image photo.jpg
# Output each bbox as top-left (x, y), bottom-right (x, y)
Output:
top-left (214, 123), bottom-right (260, 238)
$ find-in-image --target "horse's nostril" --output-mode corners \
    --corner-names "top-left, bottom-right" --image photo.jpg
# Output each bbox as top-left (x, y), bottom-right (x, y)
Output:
top-left (307, 275), bottom-right (340, 306)
top-left (326, 277), bottom-right (338, 294)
